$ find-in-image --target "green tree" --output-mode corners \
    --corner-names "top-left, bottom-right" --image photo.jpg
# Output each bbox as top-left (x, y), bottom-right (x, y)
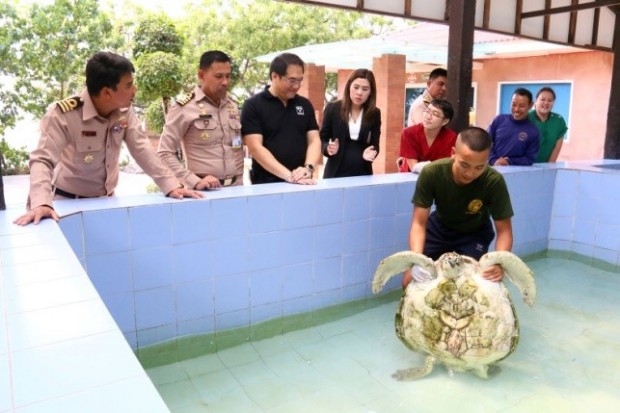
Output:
top-left (131, 15), bottom-right (185, 118)
top-left (135, 52), bottom-right (184, 116)
top-left (0, 0), bottom-right (23, 136)
top-left (0, 139), bottom-right (29, 175)
top-left (12, 0), bottom-right (121, 118)
top-left (132, 14), bottom-right (184, 59)
top-left (178, 0), bottom-right (395, 103)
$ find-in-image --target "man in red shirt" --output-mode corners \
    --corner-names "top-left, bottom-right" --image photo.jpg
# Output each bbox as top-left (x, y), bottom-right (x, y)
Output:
top-left (398, 99), bottom-right (457, 173)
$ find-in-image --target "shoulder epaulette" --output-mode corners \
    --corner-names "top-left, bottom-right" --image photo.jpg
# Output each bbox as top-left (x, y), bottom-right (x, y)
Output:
top-left (56, 96), bottom-right (84, 113)
top-left (176, 92), bottom-right (195, 106)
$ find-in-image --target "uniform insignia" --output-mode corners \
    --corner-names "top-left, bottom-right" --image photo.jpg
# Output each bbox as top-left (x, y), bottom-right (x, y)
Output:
top-left (111, 117), bottom-right (128, 134)
top-left (200, 131), bottom-right (209, 141)
top-left (176, 92), bottom-right (195, 106)
top-left (57, 96), bottom-right (84, 113)
top-left (83, 154), bottom-right (94, 164)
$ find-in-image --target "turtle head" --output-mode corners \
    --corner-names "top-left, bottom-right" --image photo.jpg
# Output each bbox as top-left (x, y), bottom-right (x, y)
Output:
top-left (437, 252), bottom-right (464, 279)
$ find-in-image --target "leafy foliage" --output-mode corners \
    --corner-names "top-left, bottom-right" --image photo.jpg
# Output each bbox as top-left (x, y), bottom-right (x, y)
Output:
top-left (135, 51), bottom-right (184, 105)
top-left (0, 1), bottom-right (23, 136)
top-left (144, 100), bottom-right (166, 134)
top-left (132, 14), bottom-right (184, 59)
top-left (11, 0), bottom-right (122, 117)
top-left (0, 138), bottom-right (29, 175)
top-left (178, 0), bottom-right (395, 102)
top-left (0, 0), bottom-right (398, 140)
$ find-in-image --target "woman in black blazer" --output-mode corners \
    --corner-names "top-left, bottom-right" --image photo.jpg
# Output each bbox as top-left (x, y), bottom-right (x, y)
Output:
top-left (320, 69), bottom-right (381, 178)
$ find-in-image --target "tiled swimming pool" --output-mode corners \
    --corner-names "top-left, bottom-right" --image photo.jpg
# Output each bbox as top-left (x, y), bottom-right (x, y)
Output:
top-left (2, 161), bottom-right (620, 411)
top-left (146, 256), bottom-right (620, 413)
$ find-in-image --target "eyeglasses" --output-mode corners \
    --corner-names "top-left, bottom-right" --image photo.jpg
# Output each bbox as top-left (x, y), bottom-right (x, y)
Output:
top-left (280, 75), bottom-right (304, 86)
top-left (423, 108), bottom-right (444, 119)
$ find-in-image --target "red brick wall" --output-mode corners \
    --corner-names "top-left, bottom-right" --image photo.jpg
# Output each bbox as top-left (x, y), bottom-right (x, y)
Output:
top-left (298, 63), bottom-right (326, 126)
top-left (373, 54), bottom-right (406, 174)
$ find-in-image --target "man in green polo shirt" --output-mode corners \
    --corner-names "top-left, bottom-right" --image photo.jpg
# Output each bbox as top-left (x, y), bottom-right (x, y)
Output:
top-left (403, 126), bottom-right (514, 287)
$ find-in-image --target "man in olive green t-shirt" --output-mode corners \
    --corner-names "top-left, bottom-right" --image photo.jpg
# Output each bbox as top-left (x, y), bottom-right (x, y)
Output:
top-left (403, 127), bottom-right (514, 287)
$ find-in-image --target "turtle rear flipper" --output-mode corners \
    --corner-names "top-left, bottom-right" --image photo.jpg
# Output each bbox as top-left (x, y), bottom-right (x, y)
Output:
top-left (372, 251), bottom-right (435, 293)
top-left (470, 364), bottom-right (502, 379)
top-left (479, 251), bottom-right (536, 306)
top-left (392, 356), bottom-right (435, 380)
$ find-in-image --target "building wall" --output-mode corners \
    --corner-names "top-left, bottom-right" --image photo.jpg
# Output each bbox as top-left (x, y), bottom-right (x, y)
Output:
top-left (472, 51), bottom-right (613, 161)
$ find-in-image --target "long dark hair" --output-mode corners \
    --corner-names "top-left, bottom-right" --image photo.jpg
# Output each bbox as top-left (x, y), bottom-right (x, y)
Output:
top-left (339, 68), bottom-right (378, 124)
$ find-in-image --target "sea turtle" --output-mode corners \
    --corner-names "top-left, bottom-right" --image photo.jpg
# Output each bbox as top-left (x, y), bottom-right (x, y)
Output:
top-left (372, 251), bottom-right (535, 380)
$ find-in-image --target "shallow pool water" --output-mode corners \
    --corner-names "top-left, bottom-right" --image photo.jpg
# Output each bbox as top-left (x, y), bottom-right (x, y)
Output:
top-left (146, 257), bottom-right (620, 413)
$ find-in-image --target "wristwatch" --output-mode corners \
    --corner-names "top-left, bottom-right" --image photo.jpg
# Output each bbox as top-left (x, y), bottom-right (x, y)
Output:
top-left (305, 164), bottom-right (314, 176)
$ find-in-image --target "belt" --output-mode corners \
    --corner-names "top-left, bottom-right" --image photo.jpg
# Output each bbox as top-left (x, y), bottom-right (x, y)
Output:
top-left (53, 187), bottom-right (108, 199)
top-left (54, 187), bottom-right (91, 199)
top-left (196, 174), bottom-right (237, 186)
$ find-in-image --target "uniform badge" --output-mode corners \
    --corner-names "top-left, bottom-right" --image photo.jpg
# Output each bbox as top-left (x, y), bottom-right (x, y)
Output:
top-left (57, 96), bottom-right (84, 113)
top-left (83, 154), bottom-right (94, 164)
top-left (111, 116), bottom-right (128, 134)
top-left (201, 132), bottom-right (209, 141)
top-left (176, 92), bottom-right (195, 106)
top-left (232, 134), bottom-right (242, 149)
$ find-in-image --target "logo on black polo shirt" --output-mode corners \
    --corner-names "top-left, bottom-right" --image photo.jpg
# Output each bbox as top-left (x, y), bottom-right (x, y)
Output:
top-left (466, 199), bottom-right (483, 214)
top-left (296, 106), bottom-right (305, 115)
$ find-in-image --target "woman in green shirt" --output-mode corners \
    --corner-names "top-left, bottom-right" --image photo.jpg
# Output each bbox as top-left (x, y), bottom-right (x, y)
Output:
top-left (528, 87), bottom-right (568, 162)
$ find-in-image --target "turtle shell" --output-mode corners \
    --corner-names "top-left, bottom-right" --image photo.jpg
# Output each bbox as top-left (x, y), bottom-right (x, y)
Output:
top-left (395, 253), bottom-right (520, 372)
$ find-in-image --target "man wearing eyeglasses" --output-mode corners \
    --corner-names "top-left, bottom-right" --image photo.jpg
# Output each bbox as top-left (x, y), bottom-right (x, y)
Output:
top-left (241, 53), bottom-right (321, 185)
top-left (398, 99), bottom-right (457, 173)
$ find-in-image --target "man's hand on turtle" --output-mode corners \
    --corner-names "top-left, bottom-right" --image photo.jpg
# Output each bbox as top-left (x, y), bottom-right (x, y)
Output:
top-left (483, 264), bottom-right (504, 282)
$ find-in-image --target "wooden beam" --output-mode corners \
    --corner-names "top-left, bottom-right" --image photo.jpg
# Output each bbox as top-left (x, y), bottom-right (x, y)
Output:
top-left (446, 0), bottom-right (475, 133)
top-left (568, 0), bottom-right (578, 43)
top-left (604, 8), bottom-right (620, 158)
top-left (404, 0), bottom-right (411, 16)
top-left (482, 0), bottom-right (491, 29)
top-left (592, 5), bottom-right (600, 45)
top-left (515, 0), bottom-right (523, 34)
top-left (444, 0), bottom-right (450, 21)
top-left (522, 0), bottom-right (620, 19)
top-left (543, 0), bottom-right (551, 40)
top-left (356, 0), bottom-right (364, 10)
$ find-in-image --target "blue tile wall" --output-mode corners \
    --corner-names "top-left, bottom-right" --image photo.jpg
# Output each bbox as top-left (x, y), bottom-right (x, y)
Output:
top-left (313, 223), bottom-right (343, 260)
top-left (171, 201), bottom-right (212, 245)
top-left (128, 204), bottom-right (172, 249)
top-left (86, 252), bottom-right (133, 295)
top-left (172, 241), bottom-right (212, 284)
top-left (83, 209), bottom-right (130, 255)
top-left (247, 194), bottom-right (282, 234)
top-left (343, 186), bottom-right (372, 221)
top-left (132, 247), bottom-right (174, 291)
top-left (315, 189), bottom-right (344, 226)
top-left (210, 197), bottom-right (249, 239)
top-left (57, 213), bottom-right (84, 259)
top-left (247, 232), bottom-right (282, 271)
top-left (57, 165), bottom-right (620, 351)
top-left (282, 191), bottom-right (315, 229)
top-left (214, 272), bottom-right (250, 314)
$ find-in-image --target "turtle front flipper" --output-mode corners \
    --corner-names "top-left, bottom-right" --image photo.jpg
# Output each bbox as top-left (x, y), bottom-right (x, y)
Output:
top-left (479, 251), bottom-right (536, 306)
top-left (372, 251), bottom-right (435, 294)
top-left (392, 356), bottom-right (436, 380)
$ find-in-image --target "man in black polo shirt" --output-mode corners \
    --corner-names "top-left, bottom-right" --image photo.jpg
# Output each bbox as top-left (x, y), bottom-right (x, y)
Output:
top-left (241, 53), bottom-right (321, 185)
